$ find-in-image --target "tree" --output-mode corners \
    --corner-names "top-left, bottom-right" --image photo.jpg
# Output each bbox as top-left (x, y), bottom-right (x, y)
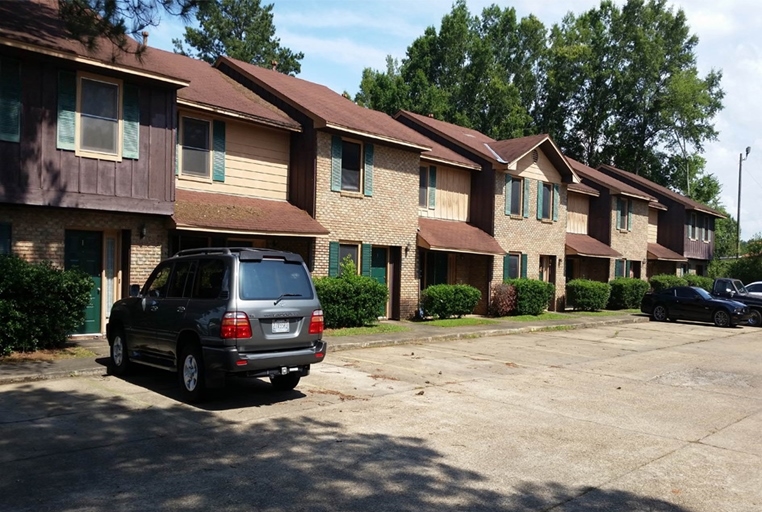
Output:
top-left (58, 0), bottom-right (198, 57)
top-left (172, 0), bottom-right (303, 75)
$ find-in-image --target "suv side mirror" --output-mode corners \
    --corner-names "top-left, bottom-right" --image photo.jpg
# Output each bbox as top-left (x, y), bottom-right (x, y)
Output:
top-left (129, 284), bottom-right (141, 297)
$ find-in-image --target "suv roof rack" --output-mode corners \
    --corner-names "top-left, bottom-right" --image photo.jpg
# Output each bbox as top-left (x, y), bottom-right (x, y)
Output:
top-left (172, 247), bottom-right (296, 258)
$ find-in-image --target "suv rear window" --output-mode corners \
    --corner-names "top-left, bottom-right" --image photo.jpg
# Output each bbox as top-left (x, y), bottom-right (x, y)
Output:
top-left (239, 259), bottom-right (314, 301)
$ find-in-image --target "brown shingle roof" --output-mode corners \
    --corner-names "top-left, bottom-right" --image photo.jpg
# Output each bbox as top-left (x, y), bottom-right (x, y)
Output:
top-left (173, 189), bottom-right (329, 236)
top-left (421, 140), bottom-right (481, 170)
top-left (566, 234), bottom-right (622, 259)
top-left (396, 110), bottom-right (497, 161)
top-left (216, 57), bottom-right (432, 151)
top-left (647, 243), bottom-right (687, 262)
top-left (598, 164), bottom-right (725, 218)
top-left (0, 0), bottom-right (189, 85)
top-left (567, 157), bottom-right (656, 203)
top-left (418, 218), bottom-right (505, 256)
top-left (568, 182), bottom-right (600, 197)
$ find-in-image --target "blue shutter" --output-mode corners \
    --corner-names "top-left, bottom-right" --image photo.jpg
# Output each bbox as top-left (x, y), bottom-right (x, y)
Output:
top-left (615, 259), bottom-right (624, 278)
top-left (212, 120), bottom-right (225, 182)
top-left (328, 242), bottom-right (340, 277)
top-left (428, 166), bottom-right (437, 209)
top-left (0, 58), bottom-right (21, 143)
top-left (536, 180), bottom-right (543, 220)
top-left (363, 143), bottom-right (374, 196)
top-left (122, 84), bottom-right (140, 159)
top-left (361, 244), bottom-right (372, 276)
top-left (504, 175), bottom-right (512, 216)
top-left (616, 198), bottom-right (622, 230)
top-left (523, 178), bottom-right (530, 218)
top-left (553, 183), bottom-right (560, 222)
top-left (57, 71), bottom-right (76, 150)
top-left (520, 254), bottom-right (528, 278)
top-left (331, 136), bottom-right (342, 192)
top-left (627, 200), bottom-right (633, 231)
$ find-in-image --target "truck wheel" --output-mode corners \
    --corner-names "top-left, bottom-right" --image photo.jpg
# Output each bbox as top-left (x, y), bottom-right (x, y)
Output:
top-left (178, 343), bottom-right (205, 403)
top-left (270, 373), bottom-right (301, 391)
top-left (748, 309), bottom-right (761, 327)
top-left (713, 309), bottom-right (731, 328)
top-left (652, 305), bottom-right (668, 322)
top-left (109, 328), bottom-right (131, 376)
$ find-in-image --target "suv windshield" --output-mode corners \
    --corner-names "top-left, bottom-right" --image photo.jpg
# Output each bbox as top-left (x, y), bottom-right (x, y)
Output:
top-left (732, 280), bottom-right (749, 294)
top-left (239, 259), bottom-right (314, 301)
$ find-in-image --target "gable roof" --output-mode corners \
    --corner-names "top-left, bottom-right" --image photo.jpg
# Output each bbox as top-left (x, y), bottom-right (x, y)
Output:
top-left (0, 0), bottom-right (189, 86)
top-left (396, 110), bottom-right (497, 161)
top-left (216, 57), bottom-right (432, 151)
top-left (598, 164), bottom-right (725, 218)
top-left (566, 157), bottom-right (656, 203)
top-left (148, 50), bottom-right (299, 131)
top-left (490, 135), bottom-right (579, 183)
top-left (568, 182), bottom-right (600, 197)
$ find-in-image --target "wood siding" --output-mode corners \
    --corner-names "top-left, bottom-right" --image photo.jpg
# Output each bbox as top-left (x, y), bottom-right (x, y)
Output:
top-left (648, 209), bottom-right (658, 243)
top-left (589, 188), bottom-right (612, 244)
top-left (567, 192), bottom-right (589, 234)
top-left (516, 149), bottom-right (562, 184)
top-left (419, 165), bottom-right (470, 221)
top-left (0, 55), bottom-right (176, 215)
top-left (684, 213), bottom-right (713, 260)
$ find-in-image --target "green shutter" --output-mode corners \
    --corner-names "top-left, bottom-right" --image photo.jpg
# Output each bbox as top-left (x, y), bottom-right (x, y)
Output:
top-left (212, 120), bottom-right (225, 182)
top-left (616, 198), bottom-right (622, 230)
top-left (363, 143), bottom-right (374, 196)
top-left (625, 260), bottom-right (631, 277)
top-left (523, 178), bottom-right (530, 218)
top-left (428, 166), bottom-right (437, 209)
top-left (627, 200), bottom-right (633, 231)
top-left (0, 223), bottom-right (10, 255)
top-left (553, 183), bottom-right (560, 222)
top-left (615, 259), bottom-right (624, 278)
top-left (503, 254), bottom-right (510, 281)
top-left (520, 254), bottom-right (528, 278)
top-left (331, 136), bottom-right (342, 192)
top-left (504, 175), bottom-right (512, 216)
top-left (0, 58), bottom-right (21, 143)
top-left (536, 180), bottom-right (543, 220)
top-left (175, 115), bottom-right (180, 176)
top-left (361, 244), bottom-right (372, 276)
top-left (328, 242), bottom-right (340, 277)
top-left (57, 71), bottom-right (76, 150)
top-left (122, 84), bottom-right (140, 159)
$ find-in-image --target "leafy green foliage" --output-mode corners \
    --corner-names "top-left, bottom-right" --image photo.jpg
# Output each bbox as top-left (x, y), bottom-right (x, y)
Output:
top-left (566, 279), bottom-right (610, 311)
top-left (607, 278), bottom-right (649, 310)
top-left (488, 283), bottom-right (517, 317)
top-left (313, 257), bottom-right (388, 329)
top-left (649, 274), bottom-right (688, 292)
top-left (0, 256), bottom-right (93, 356)
top-left (503, 278), bottom-right (554, 316)
top-left (683, 274), bottom-right (713, 292)
top-left (173, 0), bottom-right (303, 74)
top-left (421, 284), bottom-right (481, 319)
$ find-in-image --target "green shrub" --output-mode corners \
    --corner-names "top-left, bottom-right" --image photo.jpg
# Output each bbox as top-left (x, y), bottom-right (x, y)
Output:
top-left (708, 259), bottom-right (731, 279)
top-left (504, 278), bottom-right (554, 316)
top-left (683, 274), bottom-right (713, 292)
top-left (489, 283), bottom-right (517, 317)
top-left (0, 255), bottom-right (93, 356)
top-left (566, 279), bottom-right (610, 311)
top-left (649, 274), bottom-right (687, 292)
top-left (421, 284), bottom-right (481, 319)
top-left (607, 277), bottom-right (649, 309)
top-left (313, 257), bottom-right (388, 329)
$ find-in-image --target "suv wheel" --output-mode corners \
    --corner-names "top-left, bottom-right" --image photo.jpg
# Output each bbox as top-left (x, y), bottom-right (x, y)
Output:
top-left (179, 344), bottom-right (205, 402)
top-left (109, 328), bottom-right (131, 376)
top-left (270, 373), bottom-right (301, 392)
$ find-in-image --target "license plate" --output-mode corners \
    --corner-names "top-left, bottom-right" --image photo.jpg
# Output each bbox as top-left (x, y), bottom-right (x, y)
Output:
top-left (272, 320), bottom-right (290, 333)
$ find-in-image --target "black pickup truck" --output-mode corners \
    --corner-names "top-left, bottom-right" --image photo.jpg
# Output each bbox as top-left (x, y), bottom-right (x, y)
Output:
top-left (711, 278), bottom-right (762, 327)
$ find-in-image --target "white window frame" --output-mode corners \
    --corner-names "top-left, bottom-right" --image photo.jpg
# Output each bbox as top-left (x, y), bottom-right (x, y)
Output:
top-left (340, 138), bottom-right (364, 193)
top-left (179, 114), bottom-right (213, 181)
top-left (75, 72), bottom-right (123, 161)
top-left (339, 242), bottom-right (361, 274)
top-left (689, 212), bottom-right (698, 240)
top-left (703, 216), bottom-right (710, 242)
top-left (541, 182), bottom-right (553, 220)
top-left (509, 178), bottom-right (523, 217)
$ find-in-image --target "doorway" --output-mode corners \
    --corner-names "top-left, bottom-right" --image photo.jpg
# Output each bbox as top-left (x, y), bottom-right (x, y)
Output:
top-left (65, 230), bottom-right (103, 334)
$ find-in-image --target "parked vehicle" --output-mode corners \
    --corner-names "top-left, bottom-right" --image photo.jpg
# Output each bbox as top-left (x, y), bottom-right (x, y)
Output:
top-left (106, 248), bottom-right (326, 402)
top-left (742, 281), bottom-right (762, 297)
top-left (710, 278), bottom-right (762, 327)
top-left (641, 286), bottom-right (750, 327)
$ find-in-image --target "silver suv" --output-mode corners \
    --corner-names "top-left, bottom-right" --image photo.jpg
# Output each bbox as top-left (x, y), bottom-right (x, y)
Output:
top-left (107, 248), bottom-right (326, 402)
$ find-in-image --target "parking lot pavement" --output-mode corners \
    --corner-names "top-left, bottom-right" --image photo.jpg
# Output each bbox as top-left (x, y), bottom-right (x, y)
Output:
top-left (0, 322), bottom-right (760, 511)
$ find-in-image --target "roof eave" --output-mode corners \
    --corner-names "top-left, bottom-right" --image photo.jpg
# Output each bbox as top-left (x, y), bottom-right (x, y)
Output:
top-left (324, 122), bottom-right (431, 152)
top-left (177, 99), bottom-right (302, 132)
top-left (421, 154), bottom-right (481, 171)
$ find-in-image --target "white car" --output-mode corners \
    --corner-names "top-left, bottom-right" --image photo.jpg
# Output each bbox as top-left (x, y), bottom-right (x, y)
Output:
top-left (743, 281), bottom-right (762, 297)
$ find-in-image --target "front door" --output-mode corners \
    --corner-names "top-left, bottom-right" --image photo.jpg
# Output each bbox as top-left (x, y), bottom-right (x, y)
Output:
top-left (371, 247), bottom-right (388, 317)
top-left (65, 230), bottom-right (103, 334)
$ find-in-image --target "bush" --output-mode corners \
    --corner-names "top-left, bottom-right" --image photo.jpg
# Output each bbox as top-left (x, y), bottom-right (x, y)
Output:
top-left (489, 283), bottom-right (517, 317)
top-left (649, 274), bottom-right (687, 292)
top-left (421, 284), bottom-right (481, 319)
top-left (504, 278), bottom-right (554, 316)
top-left (607, 277), bottom-right (650, 310)
top-left (313, 257), bottom-right (388, 329)
top-left (566, 279), bottom-right (610, 311)
top-left (0, 255), bottom-right (93, 356)
top-left (683, 274), bottom-right (713, 292)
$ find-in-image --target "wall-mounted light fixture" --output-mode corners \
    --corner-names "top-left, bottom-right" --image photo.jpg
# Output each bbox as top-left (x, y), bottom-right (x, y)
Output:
top-left (405, 242), bottom-right (411, 256)
top-left (139, 224), bottom-right (147, 239)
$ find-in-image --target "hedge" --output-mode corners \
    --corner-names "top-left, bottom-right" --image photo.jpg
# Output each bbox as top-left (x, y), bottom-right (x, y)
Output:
top-left (683, 274), bottom-right (713, 292)
top-left (421, 284), bottom-right (481, 319)
top-left (489, 283), bottom-right (517, 317)
top-left (503, 278), bottom-right (554, 316)
top-left (566, 279), bottom-right (610, 311)
top-left (313, 257), bottom-right (388, 328)
top-left (649, 274), bottom-right (687, 292)
top-left (607, 277), bottom-right (649, 309)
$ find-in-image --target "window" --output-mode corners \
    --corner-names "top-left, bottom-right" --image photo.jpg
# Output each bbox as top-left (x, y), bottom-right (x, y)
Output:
top-left (676, 287), bottom-right (698, 299)
top-left (508, 177), bottom-right (522, 216)
top-left (79, 77), bottom-right (119, 155)
top-left (240, 259), bottom-right (314, 300)
top-left (331, 136), bottom-right (374, 196)
top-left (341, 140), bottom-right (362, 192)
top-left (419, 166), bottom-right (428, 207)
top-left (688, 212), bottom-right (698, 239)
top-left (166, 260), bottom-right (196, 299)
top-left (0, 58), bottom-right (21, 143)
top-left (144, 263), bottom-right (172, 298)
top-left (193, 259), bottom-right (228, 299)
top-left (617, 198), bottom-right (632, 231)
top-left (339, 243), bottom-right (359, 273)
top-left (541, 182), bottom-right (552, 220)
top-left (506, 253), bottom-right (520, 279)
top-left (0, 223), bottom-right (10, 255)
top-left (181, 117), bottom-right (211, 178)
top-left (703, 217), bottom-right (710, 242)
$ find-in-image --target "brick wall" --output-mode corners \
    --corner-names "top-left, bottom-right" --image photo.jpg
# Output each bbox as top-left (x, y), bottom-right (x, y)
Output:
top-left (453, 253), bottom-right (493, 314)
top-left (648, 260), bottom-right (678, 278)
top-left (609, 197), bottom-right (649, 280)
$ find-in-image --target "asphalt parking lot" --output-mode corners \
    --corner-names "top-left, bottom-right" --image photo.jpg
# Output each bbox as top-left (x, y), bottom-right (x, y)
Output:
top-left (1, 321), bottom-right (760, 511)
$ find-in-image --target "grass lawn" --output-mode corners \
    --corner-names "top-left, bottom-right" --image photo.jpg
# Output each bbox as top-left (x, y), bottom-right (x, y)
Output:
top-left (569, 309), bottom-right (641, 316)
top-left (426, 318), bottom-right (500, 327)
top-left (324, 324), bottom-right (411, 337)
top-left (0, 346), bottom-right (96, 364)
top-left (502, 312), bottom-right (569, 322)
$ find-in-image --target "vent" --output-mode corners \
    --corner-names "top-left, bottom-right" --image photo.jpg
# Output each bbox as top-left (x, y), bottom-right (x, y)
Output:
top-left (532, 150), bottom-right (539, 163)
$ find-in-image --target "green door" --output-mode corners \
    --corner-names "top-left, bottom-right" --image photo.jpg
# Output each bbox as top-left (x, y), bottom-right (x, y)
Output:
top-left (371, 247), bottom-right (388, 317)
top-left (65, 230), bottom-right (102, 334)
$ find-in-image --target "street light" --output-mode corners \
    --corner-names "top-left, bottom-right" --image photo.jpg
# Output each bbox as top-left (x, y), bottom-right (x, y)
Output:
top-left (737, 146), bottom-right (751, 259)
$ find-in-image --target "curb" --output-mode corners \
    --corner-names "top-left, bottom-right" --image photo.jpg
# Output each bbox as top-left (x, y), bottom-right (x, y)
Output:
top-left (0, 367), bottom-right (106, 385)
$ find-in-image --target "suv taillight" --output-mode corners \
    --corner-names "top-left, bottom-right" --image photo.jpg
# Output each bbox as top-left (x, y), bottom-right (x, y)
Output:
top-left (309, 309), bottom-right (324, 335)
top-left (221, 312), bottom-right (252, 339)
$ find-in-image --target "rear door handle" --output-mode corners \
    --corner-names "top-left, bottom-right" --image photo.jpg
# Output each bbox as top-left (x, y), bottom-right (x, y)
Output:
top-left (177, 306), bottom-right (186, 313)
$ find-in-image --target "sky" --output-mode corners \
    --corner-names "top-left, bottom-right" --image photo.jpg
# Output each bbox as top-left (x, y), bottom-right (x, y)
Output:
top-left (147, 0), bottom-right (762, 240)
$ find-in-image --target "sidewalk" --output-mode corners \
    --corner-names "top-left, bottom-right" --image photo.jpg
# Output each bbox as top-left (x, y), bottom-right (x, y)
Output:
top-left (0, 312), bottom-right (649, 385)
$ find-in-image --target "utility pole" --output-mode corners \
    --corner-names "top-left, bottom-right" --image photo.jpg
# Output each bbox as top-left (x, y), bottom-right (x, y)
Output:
top-left (737, 146), bottom-right (751, 259)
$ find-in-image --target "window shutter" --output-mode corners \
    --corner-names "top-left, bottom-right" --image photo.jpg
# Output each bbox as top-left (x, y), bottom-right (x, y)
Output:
top-left (328, 242), bottom-right (339, 277)
top-left (363, 143), bottom-right (374, 196)
top-left (615, 259), bottom-right (623, 278)
top-left (361, 244), bottom-right (372, 276)
top-left (625, 260), bottom-right (631, 277)
top-left (57, 71), bottom-right (76, 150)
top-left (520, 254), bottom-right (528, 278)
top-left (175, 115), bottom-right (179, 176)
top-left (536, 180), bottom-right (543, 220)
top-left (616, 198), bottom-right (622, 230)
top-left (428, 166), bottom-right (437, 209)
top-left (0, 58), bottom-right (21, 143)
top-left (0, 223), bottom-right (10, 255)
top-left (331, 136), bottom-right (342, 192)
top-left (504, 175), bottom-right (512, 216)
top-left (503, 254), bottom-right (510, 281)
top-left (553, 183), bottom-right (560, 222)
top-left (627, 201), bottom-right (633, 232)
top-left (122, 84), bottom-right (140, 159)
top-left (523, 178), bottom-right (530, 218)
top-left (212, 120), bottom-right (225, 182)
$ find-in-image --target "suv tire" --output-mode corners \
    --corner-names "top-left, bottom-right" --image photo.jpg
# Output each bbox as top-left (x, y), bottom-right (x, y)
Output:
top-left (179, 343), bottom-right (206, 402)
top-left (270, 373), bottom-right (301, 392)
top-left (109, 328), bottom-right (131, 376)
